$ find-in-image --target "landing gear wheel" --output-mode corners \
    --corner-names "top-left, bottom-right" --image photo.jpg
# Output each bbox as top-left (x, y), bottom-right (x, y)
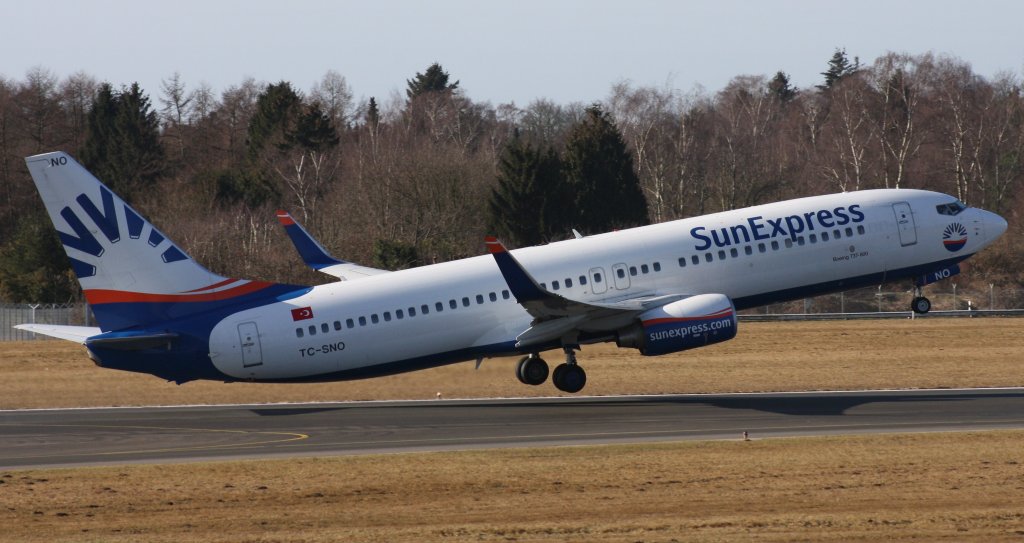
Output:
top-left (516, 356), bottom-right (549, 385)
top-left (911, 296), bottom-right (931, 314)
top-left (552, 363), bottom-right (586, 393)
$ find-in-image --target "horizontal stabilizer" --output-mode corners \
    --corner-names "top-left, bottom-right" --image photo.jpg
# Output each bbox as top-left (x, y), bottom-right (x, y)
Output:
top-left (14, 324), bottom-right (101, 344)
top-left (276, 210), bottom-right (389, 281)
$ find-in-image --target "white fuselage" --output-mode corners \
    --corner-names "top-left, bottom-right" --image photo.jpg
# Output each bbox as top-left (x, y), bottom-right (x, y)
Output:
top-left (207, 189), bottom-right (1001, 380)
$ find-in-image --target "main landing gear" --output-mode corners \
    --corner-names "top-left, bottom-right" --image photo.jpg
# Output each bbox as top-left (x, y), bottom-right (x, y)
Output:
top-left (515, 346), bottom-right (588, 393)
top-left (911, 285), bottom-right (931, 314)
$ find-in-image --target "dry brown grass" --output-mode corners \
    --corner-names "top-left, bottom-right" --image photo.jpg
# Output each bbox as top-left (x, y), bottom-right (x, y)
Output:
top-left (2, 318), bottom-right (1023, 409)
top-left (2, 431), bottom-right (1024, 542)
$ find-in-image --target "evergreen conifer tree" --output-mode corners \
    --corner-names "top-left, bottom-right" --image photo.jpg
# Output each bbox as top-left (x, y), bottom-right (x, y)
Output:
top-left (406, 63), bottom-right (459, 100)
top-left (366, 97), bottom-right (380, 127)
top-left (247, 81), bottom-right (302, 157)
top-left (562, 105), bottom-right (648, 233)
top-left (79, 82), bottom-right (164, 199)
top-left (768, 71), bottom-right (797, 103)
top-left (819, 48), bottom-right (860, 89)
top-left (487, 131), bottom-right (567, 246)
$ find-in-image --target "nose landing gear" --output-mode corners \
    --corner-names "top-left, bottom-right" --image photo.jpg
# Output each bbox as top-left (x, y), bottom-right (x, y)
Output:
top-left (911, 286), bottom-right (931, 314)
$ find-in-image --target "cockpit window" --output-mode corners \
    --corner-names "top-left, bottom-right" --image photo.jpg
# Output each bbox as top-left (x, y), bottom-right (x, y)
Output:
top-left (936, 201), bottom-right (967, 216)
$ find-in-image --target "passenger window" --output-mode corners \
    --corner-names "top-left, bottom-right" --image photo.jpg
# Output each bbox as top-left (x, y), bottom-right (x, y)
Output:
top-left (692, 255), bottom-right (699, 265)
top-left (489, 292), bottom-right (497, 302)
top-left (594, 273), bottom-right (602, 283)
top-left (845, 227), bottom-right (854, 237)
top-left (409, 307), bottom-right (417, 317)
top-left (641, 264), bottom-right (649, 274)
top-left (359, 316), bottom-right (367, 326)
top-left (540, 283), bottom-right (546, 289)
top-left (334, 321), bottom-right (342, 331)
top-left (383, 312), bottom-right (391, 322)
top-left (822, 232), bottom-right (830, 242)
top-left (346, 318), bottom-right (354, 328)
top-left (653, 262), bottom-right (661, 272)
top-left (502, 290), bottom-right (510, 299)
top-left (449, 299), bottom-right (457, 309)
top-left (371, 314), bottom-right (379, 324)
top-left (785, 238), bottom-right (793, 249)
top-left (565, 278), bottom-right (573, 288)
top-left (309, 325), bottom-right (317, 336)
top-left (396, 309), bottom-right (404, 319)
top-left (704, 253), bottom-right (713, 263)
top-left (462, 297), bottom-right (470, 307)
top-left (552, 280), bottom-right (560, 290)
top-left (833, 229), bottom-right (841, 239)
top-left (730, 248), bottom-right (738, 258)
top-left (758, 243), bottom-right (766, 253)
top-left (678, 257), bottom-right (687, 267)
top-left (809, 234), bottom-right (817, 244)
top-left (857, 225), bottom-right (865, 235)
top-left (616, 268), bottom-right (625, 279)
top-left (771, 240), bottom-right (780, 250)
top-left (436, 302), bottom-right (444, 312)
top-left (321, 323), bottom-right (329, 333)
top-left (718, 250), bottom-right (726, 260)
top-left (579, 275), bottom-right (588, 285)
top-left (797, 237), bottom-right (805, 246)
top-left (629, 266), bottom-right (637, 276)
top-left (744, 246), bottom-right (753, 255)
top-left (296, 328), bottom-right (304, 338)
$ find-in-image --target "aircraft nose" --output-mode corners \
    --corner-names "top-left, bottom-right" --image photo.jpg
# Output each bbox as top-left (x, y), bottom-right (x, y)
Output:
top-left (987, 210), bottom-right (1008, 240)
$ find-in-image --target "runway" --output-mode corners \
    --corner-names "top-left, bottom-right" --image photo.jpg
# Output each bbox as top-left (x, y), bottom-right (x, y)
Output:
top-left (3, 388), bottom-right (1024, 470)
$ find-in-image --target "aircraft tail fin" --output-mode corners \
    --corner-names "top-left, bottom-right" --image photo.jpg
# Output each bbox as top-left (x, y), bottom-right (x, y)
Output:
top-left (24, 152), bottom-right (299, 332)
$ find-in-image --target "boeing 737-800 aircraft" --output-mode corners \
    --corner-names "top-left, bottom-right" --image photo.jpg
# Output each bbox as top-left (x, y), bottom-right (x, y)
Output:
top-left (17, 152), bottom-right (1007, 392)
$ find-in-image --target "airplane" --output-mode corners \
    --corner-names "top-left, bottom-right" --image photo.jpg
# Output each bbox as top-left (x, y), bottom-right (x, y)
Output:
top-left (16, 151), bottom-right (1007, 393)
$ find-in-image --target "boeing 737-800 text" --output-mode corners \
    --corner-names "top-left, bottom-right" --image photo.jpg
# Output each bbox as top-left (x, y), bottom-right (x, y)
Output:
top-left (16, 152), bottom-right (1007, 392)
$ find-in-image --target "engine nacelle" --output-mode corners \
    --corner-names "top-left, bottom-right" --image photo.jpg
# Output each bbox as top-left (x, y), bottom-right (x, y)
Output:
top-left (616, 293), bottom-right (737, 356)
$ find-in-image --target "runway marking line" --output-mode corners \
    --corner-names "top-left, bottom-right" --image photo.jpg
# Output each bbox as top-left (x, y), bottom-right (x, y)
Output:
top-left (0, 423), bottom-right (308, 461)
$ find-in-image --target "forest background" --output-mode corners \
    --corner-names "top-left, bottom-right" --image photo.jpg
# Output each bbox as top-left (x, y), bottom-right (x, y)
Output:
top-left (0, 50), bottom-right (1021, 306)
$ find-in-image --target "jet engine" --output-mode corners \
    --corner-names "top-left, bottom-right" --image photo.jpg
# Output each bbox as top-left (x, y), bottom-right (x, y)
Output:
top-left (616, 293), bottom-right (737, 356)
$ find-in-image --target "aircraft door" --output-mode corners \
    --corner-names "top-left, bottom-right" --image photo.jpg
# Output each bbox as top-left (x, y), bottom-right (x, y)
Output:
top-left (589, 267), bottom-right (607, 294)
top-left (892, 202), bottom-right (917, 246)
top-left (237, 322), bottom-right (263, 367)
top-left (612, 263), bottom-right (631, 290)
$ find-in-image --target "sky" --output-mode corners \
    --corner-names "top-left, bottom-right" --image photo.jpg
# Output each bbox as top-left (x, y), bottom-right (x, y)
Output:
top-left (4, 0), bottom-right (1023, 107)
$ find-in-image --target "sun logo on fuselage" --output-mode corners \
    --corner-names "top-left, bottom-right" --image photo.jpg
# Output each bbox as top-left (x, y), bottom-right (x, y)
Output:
top-left (942, 222), bottom-right (968, 252)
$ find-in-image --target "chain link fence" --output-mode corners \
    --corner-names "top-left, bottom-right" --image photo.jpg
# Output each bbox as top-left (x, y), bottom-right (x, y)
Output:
top-left (1, 303), bottom-right (94, 341)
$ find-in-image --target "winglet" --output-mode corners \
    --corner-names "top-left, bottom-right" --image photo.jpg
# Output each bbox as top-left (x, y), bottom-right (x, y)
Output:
top-left (484, 236), bottom-right (547, 302)
top-left (276, 210), bottom-right (344, 270)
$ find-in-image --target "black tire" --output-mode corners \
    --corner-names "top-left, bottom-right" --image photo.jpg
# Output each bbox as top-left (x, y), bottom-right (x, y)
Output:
top-left (912, 296), bottom-right (931, 314)
top-left (515, 356), bottom-right (530, 384)
top-left (553, 363), bottom-right (586, 393)
top-left (520, 356), bottom-right (549, 386)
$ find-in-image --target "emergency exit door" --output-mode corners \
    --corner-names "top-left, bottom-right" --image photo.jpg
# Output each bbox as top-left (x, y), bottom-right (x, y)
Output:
top-left (238, 322), bottom-right (263, 367)
top-left (892, 202), bottom-right (917, 246)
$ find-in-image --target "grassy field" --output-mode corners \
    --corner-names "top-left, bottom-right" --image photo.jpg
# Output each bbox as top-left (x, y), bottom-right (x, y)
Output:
top-left (1, 318), bottom-right (1022, 409)
top-left (2, 318), bottom-right (1023, 542)
top-left (2, 431), bottom-right (1024, 542)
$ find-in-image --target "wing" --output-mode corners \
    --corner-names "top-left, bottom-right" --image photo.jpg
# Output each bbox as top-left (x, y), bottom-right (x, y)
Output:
top-left (276, 211), bottom-right (389, 281)
top-left (484, 236), bottom-right (685, 349)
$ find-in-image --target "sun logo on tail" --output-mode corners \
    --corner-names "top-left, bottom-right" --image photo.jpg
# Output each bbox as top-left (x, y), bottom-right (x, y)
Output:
top-left (942, 222), bottom-right (968, 252)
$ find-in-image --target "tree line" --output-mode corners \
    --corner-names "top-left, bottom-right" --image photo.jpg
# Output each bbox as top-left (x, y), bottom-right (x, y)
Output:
top-left (1, 50), bottom-right (1022, 304)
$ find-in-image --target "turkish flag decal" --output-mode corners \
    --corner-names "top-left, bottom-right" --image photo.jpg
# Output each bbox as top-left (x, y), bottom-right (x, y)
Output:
top-left (291, 307), bottom-right (314, 321)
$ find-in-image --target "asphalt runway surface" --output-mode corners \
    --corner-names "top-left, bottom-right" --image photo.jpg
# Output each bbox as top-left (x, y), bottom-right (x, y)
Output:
top-left (3, 388), bottom-right (1024, 470)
